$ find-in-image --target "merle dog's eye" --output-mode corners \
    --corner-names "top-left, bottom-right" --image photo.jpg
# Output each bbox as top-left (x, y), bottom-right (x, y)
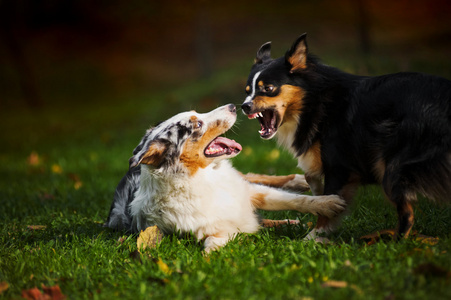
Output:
top-left (196, 120), bottom-right (203, 129)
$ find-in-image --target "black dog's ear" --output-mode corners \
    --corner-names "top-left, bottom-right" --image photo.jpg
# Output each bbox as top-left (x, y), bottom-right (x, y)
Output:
top-left (254, 41), bottom-right (272, 64)
top-left (285, 33), bottom-right (308, 73)
top-left (129, 139), bottom-right (168, 169)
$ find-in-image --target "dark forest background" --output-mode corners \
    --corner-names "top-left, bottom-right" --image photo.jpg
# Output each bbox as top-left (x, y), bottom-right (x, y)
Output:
top-left (2, 0), bottom-right (450, 109)
top-left (1, 0), bottom-right (451, 155)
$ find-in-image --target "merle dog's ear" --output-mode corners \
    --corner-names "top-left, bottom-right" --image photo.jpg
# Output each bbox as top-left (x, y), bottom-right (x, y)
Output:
top-left (129, 140), bottom-right (168, 169)
top-left (285, 33), bottom-right (308, 72)
top-left (131, 128), bottom-right (153, 157)
top-left (254, 41), bottom-right (272, 64)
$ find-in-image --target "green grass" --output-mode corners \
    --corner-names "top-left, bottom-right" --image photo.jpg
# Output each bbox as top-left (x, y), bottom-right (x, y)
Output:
top-left (1, 60), bottom-right (451, 299)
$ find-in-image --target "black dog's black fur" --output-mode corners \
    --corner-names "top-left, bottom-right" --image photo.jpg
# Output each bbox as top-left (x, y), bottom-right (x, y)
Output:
top-left (242, 33), bottom-right (451, 239)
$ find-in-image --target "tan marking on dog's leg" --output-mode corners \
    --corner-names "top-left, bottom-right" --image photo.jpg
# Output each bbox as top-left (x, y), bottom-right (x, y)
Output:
top-left (395, 199), bottom-right (415, 240)
top-left (251, 192), bottom-right (266, 208)
top-left (373, 158), bottom-right (386, 183)
top-left (244, 173), bottom-right (295, 186)
top-left (250, 184), bottom-right (345, 218)
top-left (299, 142), bottom-right (324, 195)
top-left (243, 173), bottom-right (310, 192)
top-left (261, 219), bottom-right (300, 228)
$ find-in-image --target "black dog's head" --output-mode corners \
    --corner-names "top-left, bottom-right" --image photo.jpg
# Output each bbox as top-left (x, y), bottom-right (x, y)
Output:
top-left (241, 33), bottom-right (312, 140)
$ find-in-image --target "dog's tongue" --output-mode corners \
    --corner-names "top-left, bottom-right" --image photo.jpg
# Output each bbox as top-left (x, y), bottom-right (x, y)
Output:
top-left (205, 137), bottom-right (242, 157)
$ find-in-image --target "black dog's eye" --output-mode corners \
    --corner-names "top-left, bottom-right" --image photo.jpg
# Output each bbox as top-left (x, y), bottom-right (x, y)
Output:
top-left (264, 85), bottom-right (275, 93)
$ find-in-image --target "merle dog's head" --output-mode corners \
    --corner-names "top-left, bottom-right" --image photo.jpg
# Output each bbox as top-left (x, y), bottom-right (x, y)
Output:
top-left (129, 104), bottom-right (241, 175)
top-left (241, 33), bottom-right (313, 140)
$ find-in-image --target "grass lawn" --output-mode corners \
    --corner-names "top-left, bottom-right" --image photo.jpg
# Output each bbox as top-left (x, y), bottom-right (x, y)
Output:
top-left (1, 57), bottom-right (451, 299)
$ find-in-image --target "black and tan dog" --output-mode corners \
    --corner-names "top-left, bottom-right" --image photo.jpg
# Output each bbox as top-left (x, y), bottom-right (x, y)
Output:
top-left (241, 33), bottom-right (451, 240)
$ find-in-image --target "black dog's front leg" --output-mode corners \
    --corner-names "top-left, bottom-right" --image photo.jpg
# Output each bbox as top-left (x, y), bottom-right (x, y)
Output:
top-left (305, 170), bottom-right (354, 239)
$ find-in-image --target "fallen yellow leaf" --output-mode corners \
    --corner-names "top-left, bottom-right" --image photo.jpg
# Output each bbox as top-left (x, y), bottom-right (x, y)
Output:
top-left (27, 225), bottom-right (47, 230)
top-left (322, 280), bottom-right (363, 294)
top-left (156, 258), bottom-right (172, 275)
top-left (137, 226), bottom-right (164, 253)
top-left (0, 282), bottom-right (9, 294)
top-left (361, 229), bottom-right (439, 246)
top-left (68, 173), bottom-right (83, 190)
top-left (414, 235), bottom-right (439, 245)
top-left (322, 280), bottom-right (348, 288)
top-left (51, 164), bottom-right (63, 174)
top-left (27, 152), bottom-right (41, 166)
top-left (73, 181), bottom-right (83, 190)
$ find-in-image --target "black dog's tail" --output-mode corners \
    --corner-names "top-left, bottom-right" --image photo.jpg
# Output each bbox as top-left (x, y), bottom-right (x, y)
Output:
top-left (410, 153), bottom-right (451, 203)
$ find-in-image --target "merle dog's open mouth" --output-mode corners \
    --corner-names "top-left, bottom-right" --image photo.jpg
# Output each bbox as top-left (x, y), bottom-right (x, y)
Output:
top-left (247, 109), bottom-right (279, 139)
top-left (204, 137), bottom-right (242, 157)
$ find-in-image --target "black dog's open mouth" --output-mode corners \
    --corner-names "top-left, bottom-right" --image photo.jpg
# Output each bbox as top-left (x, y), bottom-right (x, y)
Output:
top-left (204, 137), bottom-right (242, 157)
top-left (247, 109), bottom-right (279, 139)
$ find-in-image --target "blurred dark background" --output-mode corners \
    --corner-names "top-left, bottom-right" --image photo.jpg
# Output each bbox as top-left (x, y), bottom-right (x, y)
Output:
top-left (1, 0), bottom-right (451, 151)
top-left (2, 0), bottom-right (451, 107)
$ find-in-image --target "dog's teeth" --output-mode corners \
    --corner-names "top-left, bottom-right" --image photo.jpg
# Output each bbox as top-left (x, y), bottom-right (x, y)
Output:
top-left (258, 112), bottom-right (263, 118)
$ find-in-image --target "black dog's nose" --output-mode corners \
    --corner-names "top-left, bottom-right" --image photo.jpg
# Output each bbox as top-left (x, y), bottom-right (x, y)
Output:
top-left (241, 102), bottom-right (252, 114)
top-left (228, 104), bottom-right (236, 113)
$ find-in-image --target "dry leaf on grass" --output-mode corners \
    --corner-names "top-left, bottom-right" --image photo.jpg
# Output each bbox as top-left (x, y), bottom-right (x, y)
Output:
top-left (21, 285), bottom-right (66, 300)
top-left (27, 225), bottom-right (47, 231)
top-left (322, 280), bottom-right (362, 294)
top-left (21, 287), bottom-right (43, 300)
top-left (156, 258), bottom-right (172, 275)
top-left (51, 164), bottom-right (63, 174)
top-left (0, 282), bottom-right (9, 294)
top-left (321, 280), bottom-right (348, 288)
top-left (137, 226), bottom-right (164, 252)
top-left (27, 152), bottom-right (41, 166)
top-left (68, 173), bottom-right (83, 190)
top-left (360, 229), bottom-right (439, 245)
top-left (414, 234), bottom-right (439, 245)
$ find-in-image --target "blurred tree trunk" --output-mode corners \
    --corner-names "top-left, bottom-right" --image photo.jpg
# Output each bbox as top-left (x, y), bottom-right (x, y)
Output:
top-left (0, 0), bottom-right (43, 108)
top-left (195, 6), bottom-right (213, 78)
top-left (354, 0), bottom-right (372, 55)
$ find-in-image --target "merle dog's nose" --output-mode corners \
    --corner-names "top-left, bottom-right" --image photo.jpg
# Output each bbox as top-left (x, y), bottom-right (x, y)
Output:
top-left (228, 104), bottom-right (236, 113)
top-left (241, 102), bottom-right (252, 114)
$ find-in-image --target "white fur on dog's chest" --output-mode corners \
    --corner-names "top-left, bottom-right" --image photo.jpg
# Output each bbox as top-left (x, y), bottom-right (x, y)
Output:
top-left (276, 121), bottom-right (323, 177)
top-left (276, 120), bottom-right (298, 156)
top-left (130, 161), bottom-right (255, 239)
